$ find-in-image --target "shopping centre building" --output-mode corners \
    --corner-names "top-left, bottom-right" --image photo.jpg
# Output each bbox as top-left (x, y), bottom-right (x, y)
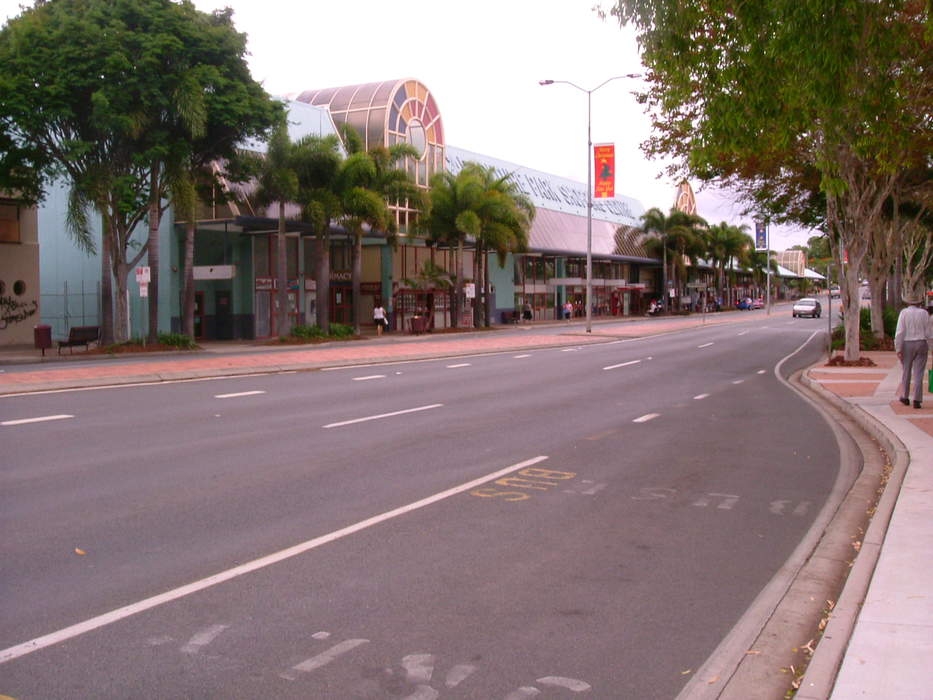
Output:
top-left (3, 78), bottom-right (808, 344)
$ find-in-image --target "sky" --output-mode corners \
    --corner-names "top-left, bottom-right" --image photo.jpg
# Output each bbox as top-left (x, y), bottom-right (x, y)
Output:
top-left (0, 0), bottom-right (815, 250)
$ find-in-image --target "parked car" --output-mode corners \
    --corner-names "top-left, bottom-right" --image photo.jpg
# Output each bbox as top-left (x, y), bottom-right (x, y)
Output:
top-left (792, 298), bottom-right (822, 318)
top-left (829, 286), bottom-right (841, 298)
top-left (751, 297), bottom-right (764, 309)
top-left (736, 297), bottom-right (752, 310)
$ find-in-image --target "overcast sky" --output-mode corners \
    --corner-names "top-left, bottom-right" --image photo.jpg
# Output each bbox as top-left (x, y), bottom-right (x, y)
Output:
top-left (1, 0), bottom-right (816, 249)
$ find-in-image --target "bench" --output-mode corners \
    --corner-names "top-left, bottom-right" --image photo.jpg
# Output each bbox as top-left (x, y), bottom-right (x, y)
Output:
top-left (58, 325), bottom-right (100, 354)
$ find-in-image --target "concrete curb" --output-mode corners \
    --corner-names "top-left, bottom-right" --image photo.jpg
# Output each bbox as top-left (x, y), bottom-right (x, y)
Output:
top-left (795, 371), bottom-right (911, 699)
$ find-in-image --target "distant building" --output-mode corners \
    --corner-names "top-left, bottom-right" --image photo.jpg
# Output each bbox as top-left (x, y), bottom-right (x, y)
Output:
top-left (776, 249), bottom-right (807, 277)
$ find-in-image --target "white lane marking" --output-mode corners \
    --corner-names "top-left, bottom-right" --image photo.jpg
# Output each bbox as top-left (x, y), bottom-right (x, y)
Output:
top-left (693, 393), bottom-right (710, 400)
top-left (1, 414), bottom-right (73, 426)
top-left (561, 348), bottom-right (579, 352)
top-left (732, 379), bottom-right (744, 384)
top-left (633, 413), bottom-right (660, 423)
top-left (537, 676), bottom-right (592, 692)
top-left (697, 342), bottom-right (714, 348)
top-left (514, 354), bottom-right (531, 359)
top-left (281, 638), bottom-right (369, 680)
top-left (0, 455), bottom-right (548, 665)
top-left (505, 689), bottom-right (541, 700)
top-left (323, 403), bottom-right (443, 428)
top-left (312, 631), bottom-right (330, 640)
top-left (737, 331), bottom-right (749, 336)
top-left (757, 370), bottom-right (766, 374)
top-left (446, 363), bottom-right (471, 368)
top-left (181, 624), bottom-right (228, 654)
top-left (352, 375), bottom-right (386, 381)
top-left (581, 482), bottom-right (608, 496)
top-left (214, 390), bottom-right (265, 399)
top-left (446, 664), bottom-right (478, 687)
top-left (603, 360), bottom-right (641, 370)
top-left (403, 653), bottom-right (435, 683)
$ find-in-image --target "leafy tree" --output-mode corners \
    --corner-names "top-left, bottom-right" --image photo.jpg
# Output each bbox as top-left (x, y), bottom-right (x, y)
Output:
top-left (611, 0), bottom-right (931, 359)
top-left (0, 0), bottom-right (280, 343)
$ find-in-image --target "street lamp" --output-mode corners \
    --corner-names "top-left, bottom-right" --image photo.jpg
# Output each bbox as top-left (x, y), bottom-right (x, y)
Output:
top-left (539, 74), bottom-right (641, 333)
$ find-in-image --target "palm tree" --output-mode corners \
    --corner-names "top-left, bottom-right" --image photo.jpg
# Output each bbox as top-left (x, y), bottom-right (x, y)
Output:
top-left (334, 125), bottom-right (422, 335)
top-left (705, 222), bottom-right (751, 305)
top-left (747, 249), bottom-right (778, 299)
top-left (419, 164), bottom-right (488, 328)
top-left (641, 207), bottom-right (706, 311)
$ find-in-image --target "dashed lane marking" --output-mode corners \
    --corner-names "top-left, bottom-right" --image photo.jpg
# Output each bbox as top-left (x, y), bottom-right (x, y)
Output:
top-left (633, 413), bottom-right (660, 423)
top-left (2, 414), bottom-right (74, 426)
top-left (214, 390), bottom-right (265, 399)
top-left (180, 624), bottom-right (228, 654)
top-left (513, 354), bottom-right (531, 359)
top-left (693, 393), bottom-right (710, 400)
top-left (352, 375), bottom-right (387, 381)
top-left (697, 342), bottom-right (714, 348)
top-left (603, 360), bottom-right (641, 370)
top-left (446, 363), bottom-right (471, 368)
top-left (280, 639), bottom-right (370, 680)
top-left (323, 403), bottom-right (443, 428)
top-left (732, 379), bottom-right (745, 384)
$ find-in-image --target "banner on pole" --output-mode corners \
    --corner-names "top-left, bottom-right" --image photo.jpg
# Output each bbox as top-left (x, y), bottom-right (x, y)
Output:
top-left (754, 221), bottom-right (768, 251)
top-left (593, 143), bottom-right (615, 199)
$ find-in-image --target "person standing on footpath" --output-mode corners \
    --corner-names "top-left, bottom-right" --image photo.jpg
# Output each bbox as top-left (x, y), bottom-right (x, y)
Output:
top-left (894, 290), bottom-right (933, 409)
top-left (373, 300), bottom-right (388, 336)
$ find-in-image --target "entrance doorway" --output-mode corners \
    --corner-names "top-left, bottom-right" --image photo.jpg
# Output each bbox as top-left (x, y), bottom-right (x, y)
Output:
top-left (194, 291), bottom-right (205, 339)
top-left (215, 290), bottom-right (232, 339)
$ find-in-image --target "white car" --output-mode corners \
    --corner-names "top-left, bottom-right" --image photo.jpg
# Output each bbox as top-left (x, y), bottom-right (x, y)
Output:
top-left (792, 298), bottom-right (822, 318)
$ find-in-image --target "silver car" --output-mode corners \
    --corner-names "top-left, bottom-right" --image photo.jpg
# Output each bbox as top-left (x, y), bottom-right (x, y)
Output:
top-left (792, 298), bottom-right (822, 318)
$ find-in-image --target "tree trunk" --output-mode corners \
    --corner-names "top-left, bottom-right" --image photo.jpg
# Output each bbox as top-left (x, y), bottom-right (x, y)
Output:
top-left (315, 231), bottom-right (330, 333)
top-left (114, 260), bottom-right (130, 343)
top-left (868, 273), bottom-right (886, 339)
top-left (276, 202), bottom-right (290, 337)
top-left (182, 219), bottom-right (195, 338)
top-left (100, 213), bottom-right (114, 345)
top-left (452, 240), bottom-right (464, 329)
top-left (147, 164), bottom-right (161, 344)
top-left (473, 245), bottom-right (483, 328)
top-left (483, 251), bottom-right (492, 327)
top-left (351, 231), bottom-right (362, 335)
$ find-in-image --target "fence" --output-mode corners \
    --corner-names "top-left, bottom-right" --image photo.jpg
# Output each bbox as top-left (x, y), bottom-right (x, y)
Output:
top-left (41, 280), bottom-right (100, 340)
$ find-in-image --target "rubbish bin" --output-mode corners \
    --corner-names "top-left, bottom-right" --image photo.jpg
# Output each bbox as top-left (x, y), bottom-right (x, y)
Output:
top-left (34, 324), bottom-right (52, 356)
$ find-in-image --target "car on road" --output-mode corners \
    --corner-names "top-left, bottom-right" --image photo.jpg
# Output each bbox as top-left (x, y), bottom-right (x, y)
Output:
top-left (792, 298), bottom-right (822, 318)
top-left (736, 297), bottom-right (753, 310)
top-left (751, 297), bottom-right (764, 309)
top-left (830, 286), bottom-right (841, 298)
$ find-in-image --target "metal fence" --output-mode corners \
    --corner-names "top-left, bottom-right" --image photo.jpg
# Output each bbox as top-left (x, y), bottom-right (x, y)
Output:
top-left (41, 280), bottom-right (100, 340)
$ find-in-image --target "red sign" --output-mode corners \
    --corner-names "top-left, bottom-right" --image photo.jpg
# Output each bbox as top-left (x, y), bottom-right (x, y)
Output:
top-left (593, 143), bottom-right (615, 199)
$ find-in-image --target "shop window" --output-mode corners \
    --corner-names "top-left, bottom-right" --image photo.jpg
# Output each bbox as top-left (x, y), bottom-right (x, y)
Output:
top-left (254, 237), bottom-right (270, 276)
top-left (331, 241), bottom-right (351, 271)
top-left (0, 202), bottom-right (20, 243)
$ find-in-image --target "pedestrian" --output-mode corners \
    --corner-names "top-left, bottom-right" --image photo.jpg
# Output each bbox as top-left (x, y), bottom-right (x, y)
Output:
top-left (894, 289), bottom-right (933, 409)
top-left (522, 301), bottom-right (533, 322)
top-left (563, 300), bottom-right (573, 321)
top-left (373, 300), bottom-right (388, 336)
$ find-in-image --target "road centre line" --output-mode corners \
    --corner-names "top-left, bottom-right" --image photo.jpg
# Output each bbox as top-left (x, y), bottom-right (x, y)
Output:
top-left (323, 403), bottom-right (443, 428)
top-left (732, 379), bottom-right (745, 384)
top-left (693, 393), bottom-right (710, 400)
top-left (513, 354), bottom-right (531, 359)
top-left (352, 375), bottom-right (386, 381)
top-left (0, 455), bottom-right (549, 665)
top-left (633, 413), bottom-right (660, 423)
top-left (697, 342), bottom-right (714, 348)
top-left (446, 363), bottom-right (471, 368)
top-left (214, 390), bottom-right (266, 399)
top-left (1, 414), bottom-right (74, 426)
top-left (603, 360), bottom-right (641, 370)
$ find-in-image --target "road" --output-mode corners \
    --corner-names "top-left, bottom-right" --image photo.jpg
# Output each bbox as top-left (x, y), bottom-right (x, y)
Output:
top-left (0, 313), bottom-right (839, 698)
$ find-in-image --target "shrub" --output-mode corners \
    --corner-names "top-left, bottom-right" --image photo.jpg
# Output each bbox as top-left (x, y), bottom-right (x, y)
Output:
top-left (158, 332), bottom-right (197, 349)
top-left (290, 324), bottom-right (327, 340)
top-left (328, 323), bottom-right (354, 338)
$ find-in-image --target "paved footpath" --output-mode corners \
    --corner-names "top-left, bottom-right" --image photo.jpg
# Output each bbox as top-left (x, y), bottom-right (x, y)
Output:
top-left (2, 310), bottom-right (930, 698)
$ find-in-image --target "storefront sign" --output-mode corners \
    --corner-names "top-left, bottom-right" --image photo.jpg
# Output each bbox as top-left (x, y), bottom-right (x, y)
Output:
top-left (135, 266), bottom-right (150, 284)
top-left (465, 283), bottom-right (476, 299)
top-left (193, 265), bottom-right (235, 280)
top-left (593, 144), bottom-right (615, 199)
top-left (255, 277), bottom-right (273, 291)
top-left (330, 271), bottom-right (351, 281)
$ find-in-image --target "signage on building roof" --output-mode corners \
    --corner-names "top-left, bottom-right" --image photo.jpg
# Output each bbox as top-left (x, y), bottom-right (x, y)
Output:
top-left (445, 146), bottom-right (644, 227)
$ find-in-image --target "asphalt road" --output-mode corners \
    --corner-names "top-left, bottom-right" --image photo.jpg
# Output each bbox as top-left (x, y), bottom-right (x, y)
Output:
top-left (0, 314), bottom-right (839, 699)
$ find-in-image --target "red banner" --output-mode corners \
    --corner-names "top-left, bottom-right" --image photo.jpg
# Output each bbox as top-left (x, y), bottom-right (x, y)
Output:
top-left (593, 143), bottom-right (615, 199)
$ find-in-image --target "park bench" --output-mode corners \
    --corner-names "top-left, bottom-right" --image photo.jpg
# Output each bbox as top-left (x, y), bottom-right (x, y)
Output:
top-left (58, 325), bottom-right (100, 354)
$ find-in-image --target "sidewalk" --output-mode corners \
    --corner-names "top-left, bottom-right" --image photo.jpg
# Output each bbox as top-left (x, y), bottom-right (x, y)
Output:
top-left (2, 313), bottom-right (929, 698)
top-left (799, 352), bottom-right (933, 698)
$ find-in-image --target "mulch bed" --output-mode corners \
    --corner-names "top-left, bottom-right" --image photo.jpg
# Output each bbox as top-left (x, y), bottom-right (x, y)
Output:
top-left (826, 354), bottom-right (878, 367)
top-left (75, 342), bottom-right (200, 355)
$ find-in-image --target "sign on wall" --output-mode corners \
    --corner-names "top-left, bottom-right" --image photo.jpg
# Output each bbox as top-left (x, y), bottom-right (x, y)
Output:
top-left (593, 144), bottom-right (615, 199)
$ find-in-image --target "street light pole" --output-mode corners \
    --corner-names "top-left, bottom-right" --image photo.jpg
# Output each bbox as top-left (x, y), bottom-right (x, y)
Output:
top-left (539, 74), bottom-right (640, 334)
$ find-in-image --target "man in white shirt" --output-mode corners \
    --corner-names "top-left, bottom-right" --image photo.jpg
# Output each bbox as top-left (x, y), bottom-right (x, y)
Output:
top-left (894, 290), bottom-right (933, 409)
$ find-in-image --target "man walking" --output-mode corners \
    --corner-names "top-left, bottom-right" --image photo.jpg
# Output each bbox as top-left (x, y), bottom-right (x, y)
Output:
top-left (894, 290), bottom-right (932, 409)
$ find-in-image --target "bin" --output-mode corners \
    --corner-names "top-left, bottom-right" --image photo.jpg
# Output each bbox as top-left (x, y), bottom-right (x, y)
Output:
top-left (34, 324), bottom-right (52, 356)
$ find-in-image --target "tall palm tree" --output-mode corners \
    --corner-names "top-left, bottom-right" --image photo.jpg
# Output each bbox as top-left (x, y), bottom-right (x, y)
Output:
top-left (641, 207), bottom-right (706, 310)
top-left (334, 125), bottom-right (421, 335)
top-left (705, 222), bottom-right (751, 305)
top-left (470, 165), bottom-right (534, 327)
top-left (419, 164), bottom-right (488, 328)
